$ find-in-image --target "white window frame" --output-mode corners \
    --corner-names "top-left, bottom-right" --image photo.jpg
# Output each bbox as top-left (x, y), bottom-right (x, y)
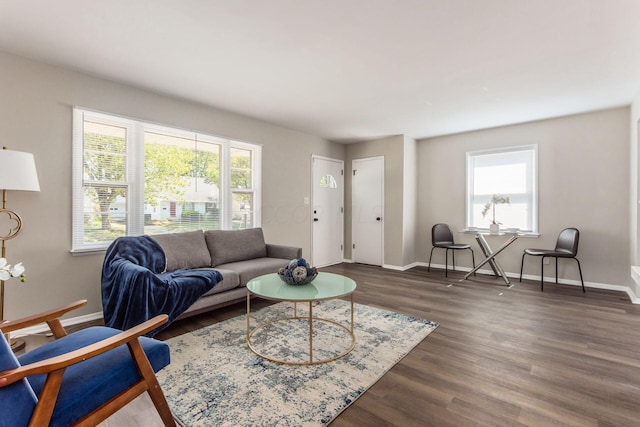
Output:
top-left (72, 107), bottom-right (262, 253)
top-left (466, 145), bottom-right (538, 233)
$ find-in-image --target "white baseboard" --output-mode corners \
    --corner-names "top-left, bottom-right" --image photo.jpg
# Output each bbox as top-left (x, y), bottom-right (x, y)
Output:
top-left (10, 311), bottom-right (104, 339)
top-left (628, 266), bottom-right (640, 303)
top-left (420, 262), bottom-right (639, 304)
top-left (383, 262), bottom-right (420, 271)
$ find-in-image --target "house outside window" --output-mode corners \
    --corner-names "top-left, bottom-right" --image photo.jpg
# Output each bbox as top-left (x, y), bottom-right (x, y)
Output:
top-left (466, 145), bottom-right (538, 233)
top-left (72, 108), bottom-right (261, 252)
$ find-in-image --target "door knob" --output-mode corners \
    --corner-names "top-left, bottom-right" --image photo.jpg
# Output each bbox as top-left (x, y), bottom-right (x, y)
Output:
top-left (376, 217), bottom-right (381, 221)
top-left (314, 218), bottom-right (319, 222)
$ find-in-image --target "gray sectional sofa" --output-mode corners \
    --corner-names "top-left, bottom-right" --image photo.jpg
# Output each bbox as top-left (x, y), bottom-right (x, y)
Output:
top-left (150, 227), bottom-right (302, 318)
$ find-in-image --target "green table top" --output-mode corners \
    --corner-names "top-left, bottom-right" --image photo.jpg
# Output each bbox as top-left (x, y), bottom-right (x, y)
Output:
top-left (246, 272), bottom-right (356, 301)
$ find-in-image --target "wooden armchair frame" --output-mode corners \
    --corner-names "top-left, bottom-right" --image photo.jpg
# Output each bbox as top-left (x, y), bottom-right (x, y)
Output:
top-left (0, 300), bottom-right (176, 426)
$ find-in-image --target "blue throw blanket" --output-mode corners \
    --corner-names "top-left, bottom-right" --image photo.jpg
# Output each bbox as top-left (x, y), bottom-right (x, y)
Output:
top-left (101, 236), bottom-right (222, 336)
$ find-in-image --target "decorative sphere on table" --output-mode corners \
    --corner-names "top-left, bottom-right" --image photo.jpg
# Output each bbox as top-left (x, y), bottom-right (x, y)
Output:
top-left (277, 258), bottom-right (318, 285)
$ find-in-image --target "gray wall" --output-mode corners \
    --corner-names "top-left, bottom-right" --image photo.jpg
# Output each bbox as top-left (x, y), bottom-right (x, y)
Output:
top-left (418, 107), bottom-right (631, 288)
top-left (630, 89), bottom-right (640, 298)
top-left (0, 51), bottom-right (343, 319)
top-left (402, 136), bottom-right (418, 266)
top-left (345, 135), bottom-right (407, 267)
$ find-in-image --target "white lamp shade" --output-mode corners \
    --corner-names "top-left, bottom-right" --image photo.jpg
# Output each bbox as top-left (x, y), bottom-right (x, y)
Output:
top-left (0, 149), bottom-right (40, 191)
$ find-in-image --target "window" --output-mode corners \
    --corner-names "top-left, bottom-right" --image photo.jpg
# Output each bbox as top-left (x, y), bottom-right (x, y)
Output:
top-left (72, 108), bottom-right (261, 252)
top-left (319, 174), bottom-right (338, 188)
top-left (466, 145), bottom-right (537, 233)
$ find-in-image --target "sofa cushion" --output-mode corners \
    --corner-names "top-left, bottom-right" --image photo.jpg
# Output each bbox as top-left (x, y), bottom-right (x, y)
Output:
top-left (197, 268), bottom-right (241, 296)
top-left (216, 257), bottom-right (291, 286)
top-left (266, 243), bottom-right (302, 260)
top-left (150, 230), bottom-right (211, 271)
top-left (205, 228), bottom-right (267, 267)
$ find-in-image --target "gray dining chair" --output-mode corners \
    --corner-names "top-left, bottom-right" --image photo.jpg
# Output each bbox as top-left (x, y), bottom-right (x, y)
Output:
top-left (428, 223), bottom-right (475, 277)
top-left (519, 227), bottom-right (585, 292)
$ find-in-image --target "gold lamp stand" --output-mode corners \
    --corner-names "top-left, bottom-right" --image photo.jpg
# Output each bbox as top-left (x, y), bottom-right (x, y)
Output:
top-left (0, 147), bottom-right (40, 353)
top-left (0, 195), bottom-right (27, 352)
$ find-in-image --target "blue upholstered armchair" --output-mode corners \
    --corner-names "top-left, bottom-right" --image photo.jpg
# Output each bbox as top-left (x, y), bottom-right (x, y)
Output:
top-left (0, 300), bottom-right (175, 427)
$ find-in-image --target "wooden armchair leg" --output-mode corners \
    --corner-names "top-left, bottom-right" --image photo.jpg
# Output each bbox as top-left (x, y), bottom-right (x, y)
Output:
top-left (146, 377), bottom-right (176, 426)
top-left (128, 340), bottom-right (176, 426)
top-left (29, 369), bottom-right (65, 427)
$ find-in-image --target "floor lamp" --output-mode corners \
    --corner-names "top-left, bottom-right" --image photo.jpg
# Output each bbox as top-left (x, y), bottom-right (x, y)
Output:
top-left (0, 147), bottom-right (40, 352)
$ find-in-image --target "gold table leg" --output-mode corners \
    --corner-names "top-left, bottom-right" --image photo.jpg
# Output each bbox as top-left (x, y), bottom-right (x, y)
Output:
top-left (246, 297), bottom-right (356, 366)
top-left (246, 290), bottom-right (250, 342)
top-left (309, 302), bottom-right (313, 364)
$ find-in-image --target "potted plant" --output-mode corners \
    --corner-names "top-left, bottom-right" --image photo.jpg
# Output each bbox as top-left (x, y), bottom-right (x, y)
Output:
top-left (482, 194), bottom-right (510, 233)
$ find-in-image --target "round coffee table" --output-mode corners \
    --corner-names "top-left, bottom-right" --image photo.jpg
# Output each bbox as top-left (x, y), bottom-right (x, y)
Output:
top-left (246, 272), bottom-right (357, 365)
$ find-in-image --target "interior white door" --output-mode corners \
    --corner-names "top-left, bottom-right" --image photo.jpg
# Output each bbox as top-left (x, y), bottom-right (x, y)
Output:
top-left (312, 156), bottom-right (344, 267)
top-left (352, 156), bottom-right (384, 266)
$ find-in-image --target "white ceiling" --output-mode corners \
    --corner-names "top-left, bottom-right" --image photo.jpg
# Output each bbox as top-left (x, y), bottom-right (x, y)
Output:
top-left (1, 0), bottom-right (640, 142)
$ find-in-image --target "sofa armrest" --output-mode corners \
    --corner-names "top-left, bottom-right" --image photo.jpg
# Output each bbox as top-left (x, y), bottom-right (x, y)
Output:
top-left (266, 244), bottom-right (302, 260)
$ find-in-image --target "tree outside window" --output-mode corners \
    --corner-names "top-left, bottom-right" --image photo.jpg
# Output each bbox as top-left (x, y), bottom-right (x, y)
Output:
top-left (72, 108), bottom-right (261, 252)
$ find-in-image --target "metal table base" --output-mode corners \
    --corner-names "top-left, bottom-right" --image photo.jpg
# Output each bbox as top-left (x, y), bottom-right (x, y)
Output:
top-left (461, 233), bottom-right (519, 286)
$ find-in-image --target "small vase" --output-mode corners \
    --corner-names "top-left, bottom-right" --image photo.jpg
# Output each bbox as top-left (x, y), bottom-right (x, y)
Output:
top-left (489, 223), bottom-right (499, 234)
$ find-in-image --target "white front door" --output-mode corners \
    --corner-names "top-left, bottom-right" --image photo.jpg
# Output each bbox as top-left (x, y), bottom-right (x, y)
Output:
top-left (352, 156), bottom-right (384, 266)
top-left (312, 156), bottom-right (344, 267)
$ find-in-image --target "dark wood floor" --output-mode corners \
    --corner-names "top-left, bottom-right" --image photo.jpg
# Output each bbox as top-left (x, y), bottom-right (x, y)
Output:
top-left (152, 263), bottom-right (640, 427)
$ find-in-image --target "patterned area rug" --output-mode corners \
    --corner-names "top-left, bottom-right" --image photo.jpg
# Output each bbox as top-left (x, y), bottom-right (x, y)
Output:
top-left (157, 299), bottom-right (438, 426)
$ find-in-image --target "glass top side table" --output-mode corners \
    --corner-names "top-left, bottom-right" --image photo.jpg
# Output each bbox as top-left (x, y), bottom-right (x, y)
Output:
top-left (247, 272), bottom-right (356, 301)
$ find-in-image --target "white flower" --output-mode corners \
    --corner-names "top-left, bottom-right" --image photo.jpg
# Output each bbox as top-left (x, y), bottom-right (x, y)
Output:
top-left (11, 262), bottom-right (24, 277)
top-left (0, 258), bottom-right (26, 282)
